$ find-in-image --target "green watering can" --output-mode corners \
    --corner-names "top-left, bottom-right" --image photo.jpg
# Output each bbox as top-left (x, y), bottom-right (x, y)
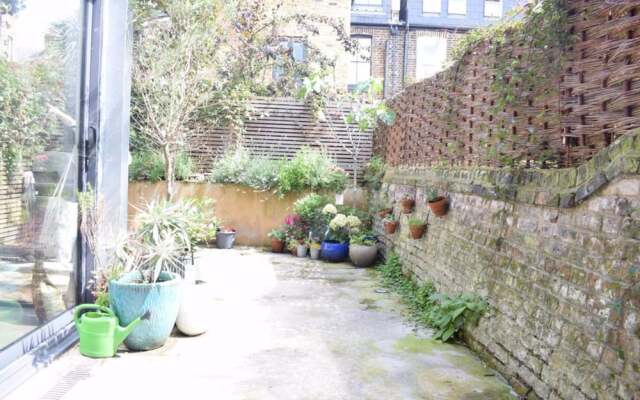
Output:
top-left (73, 304), bottom-right (149, 358)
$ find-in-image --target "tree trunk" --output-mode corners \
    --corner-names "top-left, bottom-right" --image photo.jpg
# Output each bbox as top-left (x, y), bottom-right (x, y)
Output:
top-left (163, 144), bottom-right (175, 202)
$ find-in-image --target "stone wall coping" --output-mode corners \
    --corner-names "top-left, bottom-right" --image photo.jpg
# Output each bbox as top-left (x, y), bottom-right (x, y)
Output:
top-left (383, 129), bottom-right (640, 208)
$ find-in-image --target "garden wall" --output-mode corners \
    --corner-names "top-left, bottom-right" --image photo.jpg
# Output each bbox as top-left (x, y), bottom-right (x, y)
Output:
top-left (128, 182), bottom-right (366, 247)
top-left (373, 132), bottom-right (640, 399)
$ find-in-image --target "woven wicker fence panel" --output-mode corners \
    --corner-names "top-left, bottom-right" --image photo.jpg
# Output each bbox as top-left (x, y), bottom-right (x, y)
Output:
top-left (188, 97), bottom-right (373, 180)
top-left (375, 0), bottom-right (640, 168)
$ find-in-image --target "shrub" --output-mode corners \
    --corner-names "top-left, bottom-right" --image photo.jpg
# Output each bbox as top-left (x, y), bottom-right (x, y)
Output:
top-left (210, 146), bottom-right (347, 195)
top-left (293, 193), bottom-right (331, 224)
top-left (277, 147), bottom-right (346, 195)
top-left (129, 150), bottom-right (194, 182)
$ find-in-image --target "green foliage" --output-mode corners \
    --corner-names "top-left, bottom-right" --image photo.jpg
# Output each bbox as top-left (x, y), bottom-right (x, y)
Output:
top-left (363, 156), bottom-right (386, 191)
top-left (277, 147), bottom-right (347, 195)
top-left (293, 193), bottom-right (331, 225)
top-left (268, 229), bottom-right (287, 241)
top-left (350, 232), bottom-right (375, 246)
top-left (129, 150), bottom-right (194, 182)
top-left (209, 147), bottom-right (282, 191)
top-left (179, 198), bottom-right (219, 247)
top-left (0, 58), bottom-right (54, 177)
top-left (407, 217), bottom-right (425, 227)
top-left (338, 205), bottom-right (372, 230)
top-left (377, 253), bottom-right (487, 342)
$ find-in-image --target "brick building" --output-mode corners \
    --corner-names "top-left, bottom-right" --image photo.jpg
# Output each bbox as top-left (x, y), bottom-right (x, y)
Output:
top-left (350, 0), bottom-right (522, 97)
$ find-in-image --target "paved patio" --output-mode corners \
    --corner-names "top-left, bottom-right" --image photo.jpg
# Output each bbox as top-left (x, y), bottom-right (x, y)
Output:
top-left (7, 248), bottom-right (515, 400)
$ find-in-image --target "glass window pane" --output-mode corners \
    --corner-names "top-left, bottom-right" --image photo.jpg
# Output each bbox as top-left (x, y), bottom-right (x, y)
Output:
top-left (416, 36), bottom-right (448, 80)
top-left (484, 0), bottom-right (502, 17)
top-left (349, 36), bottom-right (372, 86)
top-left (448, 0), bottom-right (467, 15)
top-left (0, 0), bottom-right (81, 350)
top-left (423, 0), bottom-right (441, 14)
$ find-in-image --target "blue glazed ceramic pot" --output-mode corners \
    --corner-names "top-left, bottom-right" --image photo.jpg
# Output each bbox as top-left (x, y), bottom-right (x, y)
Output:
top-left (109, 271), bottom-right (182, 351)
top-left (320, 241), bottom-right (349, 262)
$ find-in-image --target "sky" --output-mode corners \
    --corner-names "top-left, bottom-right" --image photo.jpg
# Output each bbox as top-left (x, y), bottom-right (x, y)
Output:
top-left (11, 0), bottom-right (80, 61)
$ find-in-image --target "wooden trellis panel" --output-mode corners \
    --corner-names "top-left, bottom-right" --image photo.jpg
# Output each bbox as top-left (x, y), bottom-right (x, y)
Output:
top-left (188, 97), bottom-right (373, 180)
top-left (374, 0), bottom-right (640, 169)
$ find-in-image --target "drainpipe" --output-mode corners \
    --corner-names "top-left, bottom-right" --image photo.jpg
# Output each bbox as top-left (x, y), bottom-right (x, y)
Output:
top-left (401, 1), bottom-right (409, 89)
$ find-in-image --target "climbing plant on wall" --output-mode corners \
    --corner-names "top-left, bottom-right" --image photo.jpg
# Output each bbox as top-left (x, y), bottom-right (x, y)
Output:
top-left (448, 0), bottom-right (574, 167)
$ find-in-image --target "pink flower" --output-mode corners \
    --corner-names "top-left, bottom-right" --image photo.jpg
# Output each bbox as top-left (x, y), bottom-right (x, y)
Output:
top-left (284, 214), bottom-right (301, 226)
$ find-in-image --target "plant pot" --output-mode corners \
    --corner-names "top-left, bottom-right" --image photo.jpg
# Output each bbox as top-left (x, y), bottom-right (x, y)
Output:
top-left (349, 244), bottom-right (378, 268)
top-left (409, 224), bottom-right (427, 239)
top-left (428, 196), bottom-right (449, 217)
top-left (296, 244), bottom-right (308, 258)
top-left (400, 198), bottom-right (415, 214)
top-left (320, 241), bottom-right (349, 262)
top-left (271, 238), bottom-right (284, 253)
top-left (216, 231), bottom-right (236, 249)
top-left (383, 221), bottom-right (398, 234)
top-left (377, 208), bottom-right (392, 218)
top-left (310, 247), bottom-right (321, 260)
top-left (176, 280), bottom-right (208, 336)
top-left (109, 271), bottom-right (182, 351)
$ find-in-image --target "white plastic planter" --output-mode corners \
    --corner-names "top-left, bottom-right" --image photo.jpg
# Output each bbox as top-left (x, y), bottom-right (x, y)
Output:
top-left (176, 280), bottom-right (209, 336)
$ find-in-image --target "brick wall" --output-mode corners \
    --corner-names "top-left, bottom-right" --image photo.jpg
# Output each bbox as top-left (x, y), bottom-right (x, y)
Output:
top-left (372, 131), bottom-right (640, 399)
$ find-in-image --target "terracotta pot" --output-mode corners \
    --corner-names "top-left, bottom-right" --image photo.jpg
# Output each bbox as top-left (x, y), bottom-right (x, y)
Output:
top-left (383, 220), bottom-right (398, 234)
top-left (400, 198), bottom-right (415, 214)
top-left (409, 224), bottom-right (426, 239)
top-left (428, 196), bottom-right (449, 217)
top-left (377, 208), bottom-right (393, 218)
top-left (271, 238), bottom-right (284, 253)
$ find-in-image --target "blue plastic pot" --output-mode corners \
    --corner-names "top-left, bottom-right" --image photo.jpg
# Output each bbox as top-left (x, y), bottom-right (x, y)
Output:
top-left (109, 271), bottom-right (182, 351)
top-left (320, 241), bottom-right (349, 262)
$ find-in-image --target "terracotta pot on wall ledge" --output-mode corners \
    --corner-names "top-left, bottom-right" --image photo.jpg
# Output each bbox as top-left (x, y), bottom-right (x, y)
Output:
top-left (409, 224), bottom-right (427, 239)
top-left (400, 198), bottom-right (415, 214)
top-left (383, 220), bottom-right (399, 234)
top-left (428, 197), bottom-right (449, 217)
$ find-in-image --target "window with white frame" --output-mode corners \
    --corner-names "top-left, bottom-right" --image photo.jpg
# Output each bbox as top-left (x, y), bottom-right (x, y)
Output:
top-left (416, 35), bottom-right (448, 80)
top-left (272, 39), bottom-right (306, 81)
top-left (348, 36), bottom-right (372, 88)
top-left (352, 0), bottom-right (383, 12)
top-left (423, 0), bottom-right (441, 14)
top-left (484, 0), bottom-right (502, 17)
top-left (448, 0), bottom-right (466, 15)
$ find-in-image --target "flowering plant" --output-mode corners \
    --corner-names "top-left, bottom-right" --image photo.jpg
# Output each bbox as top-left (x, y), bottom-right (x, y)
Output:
top-left (326, 213), bottom-right (361, 243)
top-left (284, 213), bottom-right (308, 241)
top-left (322, 204), bottom-right (338, 215)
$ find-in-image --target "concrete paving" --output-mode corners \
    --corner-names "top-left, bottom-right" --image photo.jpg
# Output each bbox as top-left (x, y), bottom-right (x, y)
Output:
top-left (6, 248), bottom-right (516, 400)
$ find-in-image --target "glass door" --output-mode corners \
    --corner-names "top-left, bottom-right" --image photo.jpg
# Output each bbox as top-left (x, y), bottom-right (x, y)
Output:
top-left (0, 0), bottom-right (83, 351)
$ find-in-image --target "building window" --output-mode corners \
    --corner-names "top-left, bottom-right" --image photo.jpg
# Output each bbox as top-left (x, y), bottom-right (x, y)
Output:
top-left (272, 39), bottom-right (306, 81)
top-left (416, 35), bottom-right (448, 80)
top-left (352, 0), bottom-right (383, 13)
top-left (448, 0), bottom-right (466, 15)
top-left (348, 36), bottom-right (372, 89)
top-left (484, 0), bottom-right (502, 18)
top-left (423, 0), bottom-right (441, 14)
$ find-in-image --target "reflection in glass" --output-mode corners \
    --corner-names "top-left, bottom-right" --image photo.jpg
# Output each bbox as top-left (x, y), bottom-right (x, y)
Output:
top-left (0, 0), bottom-right (81, 350)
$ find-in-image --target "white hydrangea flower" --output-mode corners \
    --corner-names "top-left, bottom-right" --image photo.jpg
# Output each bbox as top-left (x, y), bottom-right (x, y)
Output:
top-left (329, 213), bottom-right (347, 230)
top-left (346, 215), bottom-right (361, 228)
top-left (322, 204), bottom-right (338, 215)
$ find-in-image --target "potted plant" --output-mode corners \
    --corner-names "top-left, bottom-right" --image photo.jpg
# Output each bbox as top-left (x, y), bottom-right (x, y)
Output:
top-left (309, 240), bottom-right (321, 260)
top-left (400, 195), bottom-right (415, 214)
top-left (287, 238), bottom-right (298, 255)
top-left (377, 207), bottom-right (393, 218)
top-left (216, 226), bottom-right (236, 249)
top-left (176, 278), bottom-right (208, 336)
top-left (427, 189), bottom-right (449, 217)
top-left (383, 214), bottom-right (399, 234)
top-left (296, 241), bottom-right (309, 257)
top-left (349, 232), bottom-right (378, 268)
top-left (408, 217), bottom-right (427, 239)
top-left (268, 229), bottom-right (286, 253)
top-left (321, 211), bottom-right (361, 262)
